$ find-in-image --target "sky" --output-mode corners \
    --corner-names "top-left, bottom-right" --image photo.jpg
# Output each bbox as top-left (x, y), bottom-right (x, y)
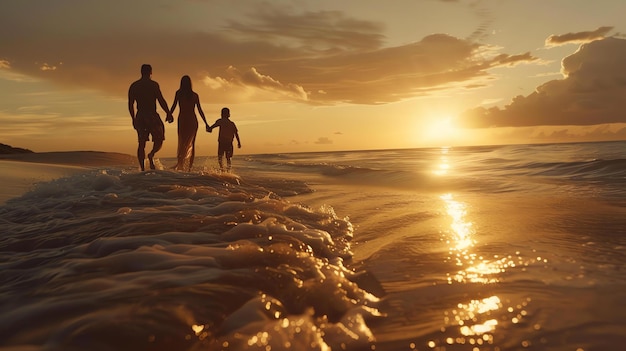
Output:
top-left (2, 0), bottom-right (626, 156)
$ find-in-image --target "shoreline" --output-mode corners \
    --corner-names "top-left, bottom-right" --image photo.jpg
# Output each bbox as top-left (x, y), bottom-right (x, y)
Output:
top-left (0, 151), bottom-right (136, 205)
top-left (0, 151), bottom-right (136, 166)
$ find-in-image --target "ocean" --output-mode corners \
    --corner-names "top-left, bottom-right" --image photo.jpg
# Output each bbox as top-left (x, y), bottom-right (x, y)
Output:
top-left (1, 141), bottom-right (625, 351)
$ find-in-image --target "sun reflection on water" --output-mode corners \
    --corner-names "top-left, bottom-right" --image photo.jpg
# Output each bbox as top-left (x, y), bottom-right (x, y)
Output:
top-left (432, 147), bottom-right (451, 176)
top-left (432, 192), bottom-right (538, 350)
top-left (441, 193), bottom-right (473, 251)
top-left (436, 192), bottom-right (506, 348)
top-left (420, 149), bottom-right (541, 350)
top-left (455, 296), bottom-right (501, 336)
top-left (440, 193), bottom-right (509, 284)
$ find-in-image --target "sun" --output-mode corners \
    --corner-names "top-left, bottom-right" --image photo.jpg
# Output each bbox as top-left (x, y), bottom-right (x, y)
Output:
top-left (420, 115), bottom-right (462, 146)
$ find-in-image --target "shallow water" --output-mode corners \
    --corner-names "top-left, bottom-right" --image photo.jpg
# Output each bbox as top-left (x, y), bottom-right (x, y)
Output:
top-left (257, 142), bottom-right (626, 351)
top-left (1, 141), bottom-right (625, 350)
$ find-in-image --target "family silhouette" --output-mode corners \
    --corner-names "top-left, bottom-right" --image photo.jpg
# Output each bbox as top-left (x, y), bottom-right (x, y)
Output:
top-left (128, 64), bottom-right (242, 172)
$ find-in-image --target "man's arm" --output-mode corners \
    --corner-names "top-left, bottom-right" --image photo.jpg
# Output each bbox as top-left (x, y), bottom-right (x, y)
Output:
top-left (235, 131), bottom-right (241, 148)
top-left (128, 88), bottom-right (135, 119)
top-left (157, 94), bottom-right (169, 114)
top-left (155, 83), bottom-right (173, 123)
top-left (128, 88), bottom-right (137, 129)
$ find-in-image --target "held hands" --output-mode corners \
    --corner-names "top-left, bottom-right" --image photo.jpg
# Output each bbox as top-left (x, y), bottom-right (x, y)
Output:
top-left (206, 125), bottom-right (212, 133)
top-left (165, 112), bottom-right (174, 123)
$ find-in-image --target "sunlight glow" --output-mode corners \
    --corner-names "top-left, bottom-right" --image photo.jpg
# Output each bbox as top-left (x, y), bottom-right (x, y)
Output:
top-left (421, 115), bottom-right (462, 146)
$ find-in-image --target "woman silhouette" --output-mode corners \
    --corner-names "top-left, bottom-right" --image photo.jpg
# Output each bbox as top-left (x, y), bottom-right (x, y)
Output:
top-left (170, 75), bottom-right (209, 171)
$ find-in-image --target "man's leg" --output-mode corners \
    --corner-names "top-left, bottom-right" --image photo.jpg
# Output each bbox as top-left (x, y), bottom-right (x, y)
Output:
top-left (226, 156), bottom-right (232, 171)
top-left (147, 118), bottom-right (166, 170)
top-left (137, 141), bottom-right (146, 171)
top-left (148, 140), bottom-right (163, 170)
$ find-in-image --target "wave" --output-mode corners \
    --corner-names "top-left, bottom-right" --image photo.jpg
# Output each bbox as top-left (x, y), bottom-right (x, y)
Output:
top-left (244, 148), bottom-right (626, 195)
top-left (0, 169), bottom-right (383, 350)
top-left (528, 158), bottom-right (626, 180)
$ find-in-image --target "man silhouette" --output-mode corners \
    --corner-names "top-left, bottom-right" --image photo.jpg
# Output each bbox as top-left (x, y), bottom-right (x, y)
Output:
top-left (128, 64), bottom-right (173, 170)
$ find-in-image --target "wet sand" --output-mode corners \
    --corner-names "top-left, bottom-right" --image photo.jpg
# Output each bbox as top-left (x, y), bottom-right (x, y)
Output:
top-left (0, 151), bottom-right (135, 204)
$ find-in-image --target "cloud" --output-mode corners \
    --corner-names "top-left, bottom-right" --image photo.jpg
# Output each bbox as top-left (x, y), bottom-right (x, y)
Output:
top-left (40, 63), bottom-right (60, 71)
top-left (314, 137), bottom-right (333, 145)
top-left (536, 125), bottom-right (626, 141)
top-left (492, 52), bottom-right (535, 66)
top-left (200, 66), bottom-right (308, 101)
top-left (462, 37), bottom-right (626, 128)
top-left (466, 1), bottom-right (496, 43)
top-left (546, 26), bottom-right (613, 47)
top-left (287, 33), bottom-right (536, 104)
top-left (0, 3), bottom-right (535, 106)
top-left (225, 9), bottom-right (385, 52)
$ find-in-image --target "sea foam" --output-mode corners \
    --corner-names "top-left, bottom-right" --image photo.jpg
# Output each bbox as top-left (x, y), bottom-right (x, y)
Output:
top-left (0, 169), bottom-right (383, 350)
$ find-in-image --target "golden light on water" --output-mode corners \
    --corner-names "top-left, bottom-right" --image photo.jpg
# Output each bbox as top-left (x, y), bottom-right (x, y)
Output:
top-left (432, 147), bottom-right (450, 176)
top-left (190, 323), bottom-right (209, 341)
top-left (191, 324), bottom-right (204, 335)
top-left (455, 296), bottom-right (501, 336)
top-left (434, 190), bottom-right (538, 349)
top-left (438, 193), bottom-right (504, 347)
top-left (433, 161), bottom-right (450, 176)
top-left (460, 319), bottom-right (498, 336)
top-left (424, 148), bottom-right (546, 350)
top-left (440, 193), bottom-right (511, 284)
top-left (441, 193), bottom-right (473, 251)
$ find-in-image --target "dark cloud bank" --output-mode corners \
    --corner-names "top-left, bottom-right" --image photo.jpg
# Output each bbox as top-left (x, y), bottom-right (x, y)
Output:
top-left (462, 36), bottom-right (626, 128)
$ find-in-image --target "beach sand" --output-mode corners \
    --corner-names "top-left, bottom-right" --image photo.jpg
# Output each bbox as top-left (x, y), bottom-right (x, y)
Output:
top-left (0, 151), bottom-right (135, 204)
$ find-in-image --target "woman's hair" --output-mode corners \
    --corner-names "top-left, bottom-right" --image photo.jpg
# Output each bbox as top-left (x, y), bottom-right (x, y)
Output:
top-left (179, 75), bottom-right (193, 98)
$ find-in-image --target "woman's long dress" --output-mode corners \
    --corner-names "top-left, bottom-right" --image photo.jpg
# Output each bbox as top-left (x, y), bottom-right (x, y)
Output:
top-left (175, 93), bottom-right (199, 171)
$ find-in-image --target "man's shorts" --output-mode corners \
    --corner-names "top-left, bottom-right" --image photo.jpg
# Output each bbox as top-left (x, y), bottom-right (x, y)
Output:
top-left (135, 112), bottom-right (165, 142)
top-left (218, 141), bottom-right (234, 158)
